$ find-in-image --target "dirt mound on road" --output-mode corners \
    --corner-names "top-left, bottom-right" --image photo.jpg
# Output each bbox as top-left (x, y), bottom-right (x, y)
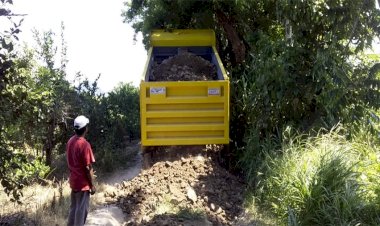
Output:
top-left (150, 52), bottom-right (217, 81)
top-left (108, 150), bottom-right (245, 225)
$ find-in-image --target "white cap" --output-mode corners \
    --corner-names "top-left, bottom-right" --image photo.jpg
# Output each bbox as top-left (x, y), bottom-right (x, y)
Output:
top-left (74, 115), bottom-right (89, 129)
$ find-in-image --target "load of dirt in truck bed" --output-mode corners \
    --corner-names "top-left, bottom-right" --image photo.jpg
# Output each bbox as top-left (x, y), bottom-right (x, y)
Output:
top-left (150, 52), bottom-right (217, 81)
top-left (107, 148), bottom-right (245, 225)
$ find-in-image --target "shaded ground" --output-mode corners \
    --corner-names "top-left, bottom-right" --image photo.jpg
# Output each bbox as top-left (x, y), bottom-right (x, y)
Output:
top-left (105, 146), bottom-right (246, 225)
top-left (102, 151), bottom-right (142, 186)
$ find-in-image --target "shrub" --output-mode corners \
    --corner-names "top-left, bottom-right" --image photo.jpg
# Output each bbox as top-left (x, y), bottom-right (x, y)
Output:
top-left (252, 127), bottom-right (380, 225)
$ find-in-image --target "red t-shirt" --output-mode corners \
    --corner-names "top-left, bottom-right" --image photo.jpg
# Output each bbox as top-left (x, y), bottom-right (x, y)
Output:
top-left (66, 135), bottom-right (95, 191)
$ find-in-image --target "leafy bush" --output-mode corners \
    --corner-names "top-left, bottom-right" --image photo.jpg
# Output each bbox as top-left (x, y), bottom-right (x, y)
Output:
top-left (1, 153), bottom-right (50, 202)
top-left (252, 127), bottom-right (380, 225)
top-left (231, 34), bottom-right (380, 140)
top-left (106, 82), bottom-right (140, 146)
top-left (17, 157), bottom-right (50, 181)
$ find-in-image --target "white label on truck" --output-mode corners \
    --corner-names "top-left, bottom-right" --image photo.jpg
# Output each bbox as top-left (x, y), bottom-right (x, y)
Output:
top-left (208, 88), bottom-right (220, 96)
top-left (150, 87), bottom-right (166, 95)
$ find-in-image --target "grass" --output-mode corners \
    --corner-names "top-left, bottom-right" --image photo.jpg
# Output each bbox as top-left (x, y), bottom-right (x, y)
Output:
top-left (0, 180), bottom-right (71, 225)
top-left (240, 195), bottom-right (278, 225)
top-left (96, 140), bottom-right (140, 174)
top-left (0, 177), bottom-right (119, 225)
top-left (142, 193), bottom-right (209, 223)
top-left (149, 194), bottom-right (178, 215)
top-left (243, 124), bottom-right (380, 225)
top-left (176, 208), bottom-right (206, 220)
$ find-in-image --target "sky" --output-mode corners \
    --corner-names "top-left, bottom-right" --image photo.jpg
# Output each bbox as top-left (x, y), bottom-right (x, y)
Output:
top-left (10, 0), bottom-right (147, 93)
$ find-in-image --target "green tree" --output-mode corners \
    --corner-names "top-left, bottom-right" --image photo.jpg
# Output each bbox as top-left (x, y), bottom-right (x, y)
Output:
top-left (106, 82), bottom-right (140, 147)
top-left (0, 0), bottom-right (49, 202)
top-left (1, 2), bottom-right (74, 200)
top-left (70, 77), bottom-right (141, 171)
top-left (30, 26), bottom-right (74, 166)
top-left (122, 0), bottom-right (380, 177)
top-left (1, 1), bottom-right (142, 202)
top-left (72, 72), bottom-right (107, 149)
top-left (122, 0), bottom-right (253, 66)
top-left (0, 0), bottom-right (30, 201)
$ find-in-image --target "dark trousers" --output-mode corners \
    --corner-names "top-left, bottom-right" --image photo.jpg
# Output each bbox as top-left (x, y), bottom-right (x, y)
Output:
top-left (67, 190), bottom-right (90, 226)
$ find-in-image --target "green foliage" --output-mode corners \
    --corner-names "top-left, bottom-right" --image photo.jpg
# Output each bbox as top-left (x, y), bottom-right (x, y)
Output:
top-left (228, 1), bottom-right (380, 179)
top-left (0, 0), bottom-right (30, 202)
top-left (96, 149), bottom-right (116, 172)
top-left (72, 72), bottom-right (107, 147)
top-left (1, 24), bottom-right (73, 169)
top-left (123, 0), bottom-right (269, 65)
top-left (1, 150), bottom-right (50, 203)
top-left (231, 35), bottom-right (380, 144)
top-left (30, 27), bottom-right (75, 166)
top-left (253, 127), bottom-right (380, 225)
top-left (20, 157), bottom-right (50, 180)
top-left (106, 82), bottom-right (140, 147)
top-left (0, 151), bottom-right (26, 203)
top-left (72, 78), bottom-right (140, 171)
top-left (175, 208), bottom-right (206, 220)
top-left (1, 2), bottom-right (141, 201)
top-left (122, 0), bottom-right (215, 46)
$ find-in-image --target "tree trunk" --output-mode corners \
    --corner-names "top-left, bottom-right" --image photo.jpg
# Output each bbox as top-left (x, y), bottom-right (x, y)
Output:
top-left (215, 9), bottom-right (246, 65)
top-left (44, 118), bottom-right (56, 166)
top-left (44, 138), bottom-right (53, 167)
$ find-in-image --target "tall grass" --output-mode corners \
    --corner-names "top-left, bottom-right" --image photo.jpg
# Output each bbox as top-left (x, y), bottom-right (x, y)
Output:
top-left (244, 125), bottom-right (380, 225)
top-left (0, 178), bottom-right (117, 225)
top-left (0, 180), bottom-right (72, 225)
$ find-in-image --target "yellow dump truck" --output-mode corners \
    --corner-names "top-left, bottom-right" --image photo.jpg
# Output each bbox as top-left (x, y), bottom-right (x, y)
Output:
top-left (140, 29), bottom-right (229, 147)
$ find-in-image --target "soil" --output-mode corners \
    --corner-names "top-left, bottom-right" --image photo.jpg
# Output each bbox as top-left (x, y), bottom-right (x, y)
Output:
top-left (103, 146), bottom-right (246, 225)
top-left (150, 52), bottom-right (217, 81)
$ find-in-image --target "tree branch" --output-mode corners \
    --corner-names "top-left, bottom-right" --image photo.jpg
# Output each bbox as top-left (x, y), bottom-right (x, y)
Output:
top-left (215, 8), bottom-right (246, 65)
top-left (345, 0), bottom-right (365, 50)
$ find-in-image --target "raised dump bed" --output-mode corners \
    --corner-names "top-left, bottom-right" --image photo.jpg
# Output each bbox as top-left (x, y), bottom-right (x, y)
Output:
top-left (140, 30), bottom-right (229, 146)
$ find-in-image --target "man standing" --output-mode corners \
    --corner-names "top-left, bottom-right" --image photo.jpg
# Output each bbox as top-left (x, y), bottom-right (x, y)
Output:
top-left (66, 115), bottom-right (96, 226)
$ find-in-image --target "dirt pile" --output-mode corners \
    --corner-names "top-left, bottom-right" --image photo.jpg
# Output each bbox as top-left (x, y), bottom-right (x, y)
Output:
top-left (150, 52), bottom-right (217, 81)
top-left (107, 152), bottom-right (245, 225)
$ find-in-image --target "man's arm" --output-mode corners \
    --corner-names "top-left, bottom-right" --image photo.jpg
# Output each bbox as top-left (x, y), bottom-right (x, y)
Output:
top-left (85, 164), bottom-right (96, 195)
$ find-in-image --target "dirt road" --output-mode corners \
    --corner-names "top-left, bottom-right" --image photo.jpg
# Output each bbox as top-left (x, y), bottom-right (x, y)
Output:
top-left (85, 151), bottom-right (142, 226)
